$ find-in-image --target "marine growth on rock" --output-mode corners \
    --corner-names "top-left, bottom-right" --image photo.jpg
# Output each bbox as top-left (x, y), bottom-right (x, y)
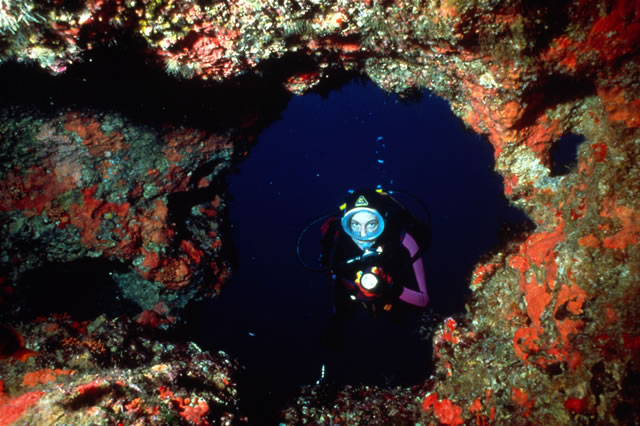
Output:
top-left (1, 0), bottom-right (639, 424)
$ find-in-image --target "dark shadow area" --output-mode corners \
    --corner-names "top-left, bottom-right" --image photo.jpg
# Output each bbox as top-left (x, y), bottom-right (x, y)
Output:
top-left (1, 37), bottom-right (361, 132)
top-left (522, 0), bottom-right (572, 54)
top-left (549, 133), bottom-right (585, 177)
top-left (166, 160), bottom-right (230, 247)
top-left (195, 80), bottom-right (531, 424)
top-left (63, 383), bottom-right (122, 410)
top-left (495, 218), bottom-right (537, 249)
top-left (0, 324), bottom-right (25, 357)
top-left (14, 258), bottom-right (137, 320)
top-left (0, 35), bottom-right (296, 134)
top-left (513, 75), bottom-right (595, 129)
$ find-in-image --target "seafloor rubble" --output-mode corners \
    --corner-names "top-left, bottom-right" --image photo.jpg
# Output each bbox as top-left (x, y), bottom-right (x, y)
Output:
top-left (1, 0), bottom-right (639, 424)
top-left (0, 315), bottom-right (244, 425)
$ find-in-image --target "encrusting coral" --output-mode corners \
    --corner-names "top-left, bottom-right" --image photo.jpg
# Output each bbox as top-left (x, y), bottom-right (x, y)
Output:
top-left (0, 314), bottom-right (244, 425)
top-left (0, 0), bottom-right (638, 423)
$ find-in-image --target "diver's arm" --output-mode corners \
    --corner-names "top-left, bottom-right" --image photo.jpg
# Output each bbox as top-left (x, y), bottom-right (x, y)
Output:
top-left (398, 232), bottom-right (429, 307)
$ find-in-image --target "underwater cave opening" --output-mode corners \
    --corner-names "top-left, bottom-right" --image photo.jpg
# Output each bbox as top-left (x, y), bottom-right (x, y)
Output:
top-left (549, 133), bottom-right (586, 177)
top-left (0, 48), bottom-right (532, 420)
top-left (196, 79), bottom-right (531, 422)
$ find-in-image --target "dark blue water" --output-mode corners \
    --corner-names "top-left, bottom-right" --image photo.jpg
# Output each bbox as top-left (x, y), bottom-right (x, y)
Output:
top-left (198, 80), bottom-right (527, 418)
top-left (549, 133), bottom-right (585, 176)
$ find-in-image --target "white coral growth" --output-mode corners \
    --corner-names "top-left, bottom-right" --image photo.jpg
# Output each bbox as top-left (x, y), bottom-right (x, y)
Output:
top-left (0, 0), bottom-right (42, 35)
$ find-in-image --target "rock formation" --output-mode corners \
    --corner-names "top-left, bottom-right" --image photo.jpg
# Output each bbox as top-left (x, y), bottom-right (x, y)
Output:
top-left (1, 0), bottom-right (638, 423)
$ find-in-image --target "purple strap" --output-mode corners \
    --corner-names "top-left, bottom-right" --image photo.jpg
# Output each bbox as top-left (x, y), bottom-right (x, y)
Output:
top-left (398, 233), bottom-right (429, 307)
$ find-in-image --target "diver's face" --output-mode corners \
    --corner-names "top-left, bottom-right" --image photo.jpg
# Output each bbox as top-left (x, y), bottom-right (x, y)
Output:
top-left (350, 211), bottom-right (380, 240)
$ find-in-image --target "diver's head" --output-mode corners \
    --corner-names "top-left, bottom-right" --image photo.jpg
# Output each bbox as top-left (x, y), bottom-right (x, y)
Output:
top-left (341, 190), bottom-right (387, 250)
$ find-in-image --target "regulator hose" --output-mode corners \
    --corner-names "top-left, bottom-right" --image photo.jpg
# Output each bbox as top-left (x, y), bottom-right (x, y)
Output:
top-left (296, 211), bottom-right (337, 272)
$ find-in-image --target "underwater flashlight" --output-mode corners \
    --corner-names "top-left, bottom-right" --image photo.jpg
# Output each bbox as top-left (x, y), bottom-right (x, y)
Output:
top-left (355, 266), bottom-right (388, 295)
top-left (360, 272), bottom-right (379, 290)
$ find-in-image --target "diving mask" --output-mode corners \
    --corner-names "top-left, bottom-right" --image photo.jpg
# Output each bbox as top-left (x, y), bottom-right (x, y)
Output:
top-left (341, 207), bottom-right (385, 242)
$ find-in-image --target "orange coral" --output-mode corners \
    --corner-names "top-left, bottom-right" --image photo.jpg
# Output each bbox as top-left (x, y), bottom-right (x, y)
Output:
top-left (554, 318), bottom-right (585, 347)
top-left (83, 339), bottom-right (106, 354)
top-left (513, 325), bottom-right (543, 362)
top-left (542, 0), bottom-right (640, 75)
top-left (180, 240), bottom-right (204, 264)
top-left (468, 395), bottom-right (493, 426)
top-left (542, 35), bottom-right (578, 71)
top-left (154, 257), bottom-right (193, 290)
top-left (125, 397), bottom-right (142, 412)
top-left (578, 234), bottom-right (600, 248)
top-left (63, 113), bottom-right (129, 157)
top-left (469, 398), bottom-right (482, 412)
top-left (68, 185), bottom-right (133, 250)
top-left (61, 336), bottom-right (106, 354)
top-left (597, 87), bottom-right (640, 128)
top-left (565, 396), bottom-right (588, 413)
top-left (587, 0), bottom-right (640, 63)
top-left (22, 369), bottom-right (74, 388)
top-left (158, 386), bottom-right (210, 425)
top-left (0, 380), bottom-right (44, 426)
top-left (471, 262), bottom-right (498, 287)
top-left (600, 198), bottom-right (640, 250)
top-left (511, 387), bottom-right (534, 417)
top-left (437, 318), bottom-right (461, 345)
top-left (179, 398), bottom-right (210, 425)
top-left (422, 392), bottom-right (464, 425)
top-left (500, 101), bottom-right (524, 129)
top-left (503, 174), bottom-right (518, 196)
top-left (509, 220), bottom-right (584, 364)
top-left (138, 200), bottom-right (172, 247)
top-left (524, 113), bottom-right (561, 156)
top-left (521, 221), bottom-right (565, 268)
top-left (522, 275), bottom-right (552, 329)
top-left (0, 162), bottom-right (77, 216)
top-left (555, 284), bottom-right (587, 316)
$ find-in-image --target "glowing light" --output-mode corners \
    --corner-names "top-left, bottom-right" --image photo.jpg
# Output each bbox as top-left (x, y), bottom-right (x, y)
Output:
top-left (361, 272), bottom-right (378, 290)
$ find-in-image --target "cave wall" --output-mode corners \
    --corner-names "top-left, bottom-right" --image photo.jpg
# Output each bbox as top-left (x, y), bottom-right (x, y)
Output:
top-left (0, 108), bottom-right (235, 310)
top-left (1, 0), bottom-right (639, 424)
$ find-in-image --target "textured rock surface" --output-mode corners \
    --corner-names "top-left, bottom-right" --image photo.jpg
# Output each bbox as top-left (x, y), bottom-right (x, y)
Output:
top-left (1, 0), bottom-right (639, 424)
top-left (0, 106), bottom-right (234, 313)
top-left (0, 315), bottom-right (244, 425)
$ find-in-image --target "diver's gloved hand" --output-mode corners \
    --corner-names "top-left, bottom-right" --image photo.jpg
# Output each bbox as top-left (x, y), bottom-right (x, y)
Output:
top-left (383, 278), bottom-right (402, 299)
top-left (370, 267), bottom-right (400, 299)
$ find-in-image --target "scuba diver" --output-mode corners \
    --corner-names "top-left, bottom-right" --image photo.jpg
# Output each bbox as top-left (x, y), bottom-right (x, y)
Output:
top-left (297, 188), bottom-right (432, 384)
top-left (320, 188), bottom-right (429, 318)
top-left (315, 188), bottom-right (431, 385)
